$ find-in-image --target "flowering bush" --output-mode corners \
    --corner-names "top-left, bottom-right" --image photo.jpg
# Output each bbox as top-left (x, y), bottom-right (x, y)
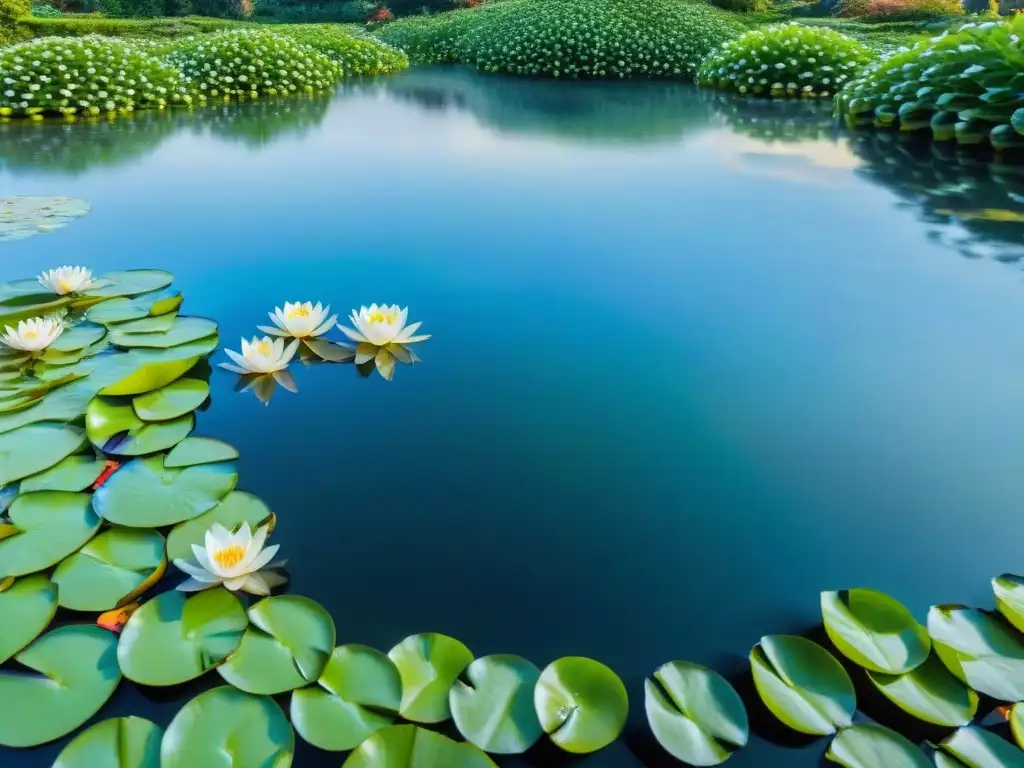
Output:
top-left (836, 18), bottom-right (1024, 149)
top-left (372, 2), bottom-right (509, 63)
top-left (277, 24), bottom-right (408, 75)
top-left (840, 0), bottom-right (963, 19)
top-left (0, 36), bottom-right (190, 117)
top-left (367, 5), bottom-right (392, 22)
top-left (164, 30), bottom-right (341, 100)
top-left (697, 24), bottom-right (872, 99)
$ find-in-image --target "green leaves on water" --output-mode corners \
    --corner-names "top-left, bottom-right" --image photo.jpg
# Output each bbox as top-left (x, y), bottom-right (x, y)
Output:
top-left (52, 528), bottom-right (166, 611)
top-left (86, 396), bottom-right (194, 455)
top-left (0, 491), bottom-right (101, 579)
top-left (0, 196), bottom-right (91, 242)
top-left (92, 455), bottom-right (237, 527)
top-left (928, 605), bottom-right (1024, 701)
top-left (20, 453), bottom-right (106, 493)
top-left (291, 644), bottom-right (401, 751)
top-left (867, 653), bottom-right (977, 727)
top-left (50, 322), bottom-right (106, 353)
top-left (165, 490), bottom-right (272, 562)
top-left (0, 423), bottom-right (87, 485)
top-left (117, 588), bottom-right (248, 686)
top-left (935, 726), bottom-right (1024, 767)
top-left (824, 724), bottom-right (930, 768)
top-left (450, 654), bottom-right (543, 755)
top-left (389, 632), bottom-right (473, 723)
top-left (750, 635), bottom-right (855, 735)
top-left (165, 436), bottom-right (239, 468)
top-left (110, 316), bottom-right (217, 350)
top-left (0, 574), bottom-right (58, 663)
top-left (53, 717), bottom-right (162, 768)
top-left (342, 724), bottom-right (497, 768)
top-left (0, 625), bottom-right (120, 747)
top-left (85, 270), bottom-right (173, 300)
top-left (534, 656), bottom-right (629, 754)
top-left (161, 686), bottom-right (294, 768)
top-left (993, 575), bottom-right (1024, 634)
top-left (645, 661), bottom-right (748, 766)
top-left (218, 595), bottom-right (336, 695)
top-left (131, 379), bottom-right (209, 422)
top-left (87, 289), bottom-right (183, 326)
top-left (822, 588), bottom-right (930, 674)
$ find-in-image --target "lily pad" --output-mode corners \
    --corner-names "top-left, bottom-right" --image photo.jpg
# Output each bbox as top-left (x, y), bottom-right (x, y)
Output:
top-left (342, 724), bottom-right (497, 768)
top-left (166, 490), bottom-right (273, 562)
top-left (165, 436), bottom-right (239, 468)
top-left (53, 716), bottom-right (162, 768)
top-left (98, 347), bottom-right (205, 397)
top-left (994, 576), bottom-right (1024, 635)
top-left (867, 653), bottom-right (977, 727)
top-left (92, 455), bottom-right (237, 527)
top-left (450, 654), bottom-right (543, 755)
top-left (821, 588), bottom-right (930, 674)
top-left (117, 588), bottom-right (248, 686)
top-left (161, 686), bottom-right (294, 768)
top-left (1008, 703), bottom-right (1024, 750)
top-left (113, 314), bottom-right (179, 334)
top-left (0, 196), bottom-right (91, 242)
top-left (928, 605), bottom-right (1024, 701)
top-left (132, 379), bottom-right (209, 422)
top-left (0, 491), bottom-right (101, 579)
top-left (85, 270), bottom-right (174, 299)
top-left (19, 453), bottom-right (106, 493)
top-left (824, 724), bottom-right (930, 768)
top-left (87, 289), bottom-right (182, 325)
top-left (86, 396), bottom-right (194, 455)
top-left (0, 574), bottom-right (58, 663)
top-left (389, 632), bottom-right (473, 723)
top-left (110, 317), bottom-right (217, 349)
top-left (0, 625), bottom-right (120, 747)
top-left (750, 635), bottom-right (855, 736)
top-left (645, 661), bottom-right (748, 766)
top-left (291, 644), bottom-right (402, 752)
top-left (218, 595), bottom-right (336, 695)
top-left (0, 423), bottom-right (88, 485)
top-left (50, 323), bottom-right (106, 353)
top-left (52, 528), bottom-right (166, 611)
top-left (936, 726), bottom-right (1024, 768)
top-left (535, 656), bottom-right (629, 754)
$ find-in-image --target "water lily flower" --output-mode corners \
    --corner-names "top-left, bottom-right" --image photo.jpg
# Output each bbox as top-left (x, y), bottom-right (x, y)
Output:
top-left (173, 522), bottom-right (286, 596)
top-left (259, 301), bottom-right (337, 339)
top-left (37, 265), bottom-right (96, 295)
top-left (220, 335), bottom-right (298, 374)
top-left (0, 316), bottom-right (63, 351)
top-left (338, 304), bottom-right (430, 347)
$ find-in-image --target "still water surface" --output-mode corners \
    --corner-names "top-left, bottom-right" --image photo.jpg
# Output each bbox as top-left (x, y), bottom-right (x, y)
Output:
top-left (4, 67), bottom-right (1024, 767)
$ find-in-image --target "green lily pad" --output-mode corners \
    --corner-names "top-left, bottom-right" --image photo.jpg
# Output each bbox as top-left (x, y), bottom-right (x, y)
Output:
top-left (0, 196), bottom-right (91, 242)
top-left (218, 595), bottom-right (336, 695)
top-left (87, 289), bottom-right (182, 325)
top-left (117, 588), bottom-right (248, 686)
top-left (535, 656), bottom-right (629, 754)
top-left (0, 574), bottom-right (58, 663)
top-left (19, 454), bottom-right (106, 493)
top-left (161, 686), bottom-right (294, 768)
top-left (85, 270), bottom-right (174, 299)
top-left (750, 635), bottom-right (855, 736)
top-left (450, 654), bottom-right (543, 755)
top-left (113, 314), bottom-right (179, 334)
top-left (824, 724), bottom-right (930, 768)
top-left (166, 490), bottom-right (273, 562)
top-left (342, 724), bottom-right (497, 768)
top-left (0, 423), bottom-right (88, 485)
top-left (50, 323), bottom-right (106, 353)
top-left (132, 379), bottom-right (209, 422)
top-left (98, 347), bottom-right (204, 397)
top-left (937, 726), bottom-right (1024, 768)
top-left (0, 491), bottom-right (101, 579)
top-left (165, 436), bottom-right (239, 468)
top-left (92, 455), bottom-right (237, 527)
top-left (110, 317), bottom-right (217, 349)
top-left (928, 605), bottom-right (1024, 701)
top-left (291, 644), bottom-right (401, 752)
top-left (1008, 703), bottom-right (1024, 750)
top-left (53, 716), bottom-right (162, 768)
top-left (0, 378), bottom-right (98, 434)
top-left (0, 278), bottom-right (73, 325)
top-left (389, 632), bottom-right (473, 723)
top-left (0, 625), bottom-right (120, 747)
top-left (86, 396), bottom-right (194, 455)
top-left (52, 528), bottom-right (166, 611)
top-left (994, 575), bottom-right (1024, 635)
top-left (822, 589), bottom-right (930, 674)
top-left (867, 653), bottom-right (977, 727)
top-left (645, 661), bottom-right (748, 766)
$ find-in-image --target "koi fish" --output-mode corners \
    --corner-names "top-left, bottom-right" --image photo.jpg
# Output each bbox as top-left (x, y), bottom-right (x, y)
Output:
top-left (91, 460), bottom-right (122, 490)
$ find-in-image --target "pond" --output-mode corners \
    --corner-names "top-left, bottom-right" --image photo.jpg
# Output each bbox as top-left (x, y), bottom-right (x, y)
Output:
top-left (4, 66), bottom-right (1024, 767)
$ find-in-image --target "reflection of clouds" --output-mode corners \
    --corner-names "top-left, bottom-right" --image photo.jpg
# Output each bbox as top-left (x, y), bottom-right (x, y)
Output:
top-left (699, 132), bottom-right (861, 187)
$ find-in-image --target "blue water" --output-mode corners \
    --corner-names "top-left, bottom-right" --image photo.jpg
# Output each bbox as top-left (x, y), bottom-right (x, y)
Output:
top-left (4, 67), bottom-right (1024, 767)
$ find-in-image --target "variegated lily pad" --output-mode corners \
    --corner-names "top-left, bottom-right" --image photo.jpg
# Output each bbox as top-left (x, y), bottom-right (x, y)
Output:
top-left (0, 196), bottom-right (91, 242)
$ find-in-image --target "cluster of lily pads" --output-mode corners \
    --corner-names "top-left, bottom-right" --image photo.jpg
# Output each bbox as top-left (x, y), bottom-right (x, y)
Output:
top-left (697, 23), bottom-right (872, 100)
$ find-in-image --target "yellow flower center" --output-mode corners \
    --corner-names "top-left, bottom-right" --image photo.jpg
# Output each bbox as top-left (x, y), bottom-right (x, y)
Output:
top-left (57, 279), bottom-right (73, 293)
top-left (257, 341), bottom-right (272, 355)
top-left (23, 330), bottom-right (37, 340)
top-left (213, 544), bottom-right (246, 570)
top-left (367, 310), bottom-right (397, 325)
top-left (287, 305), bottom-right (310, 319)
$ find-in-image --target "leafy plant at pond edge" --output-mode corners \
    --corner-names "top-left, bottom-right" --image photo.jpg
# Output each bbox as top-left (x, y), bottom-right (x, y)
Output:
top-left (275, 23), bottom-right (409, 76)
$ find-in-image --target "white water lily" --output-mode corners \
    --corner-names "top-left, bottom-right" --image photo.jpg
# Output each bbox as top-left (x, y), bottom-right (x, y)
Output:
top-left (37, 265), bottom-right (96, 295)
top-left (259, 301), bottom-right (336, 339)
top-left (173, 522), bottom-right (286, 596)
top-left (338, 304), bottom-right (430, 347)
top-left (0, 316), bottom-right (64, 352)
top-left (221, 335), bottom-right (298, 374)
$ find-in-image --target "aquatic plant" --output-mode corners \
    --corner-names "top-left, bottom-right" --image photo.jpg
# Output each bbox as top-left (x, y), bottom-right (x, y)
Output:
top-left (164, 29), bottom-right (341, 100)
top-left (173, 521), bottom-right (286, 595)
top-left (0, 196), bottom-right (91, 240)
top-left (222, 335), bottom-right (300, 375)
top-left (260, 300), bottom-right (337, 340)
top-left (0, 36), bottom-right (190, 117)
top-left (836, 18), bottom-right (1024, 150)
top-left (276, 24), bottom-right (409, 76)
top-left (697, 24), bottom-right (873, 99)
top-left (338, 303), bottom-right (430, 380)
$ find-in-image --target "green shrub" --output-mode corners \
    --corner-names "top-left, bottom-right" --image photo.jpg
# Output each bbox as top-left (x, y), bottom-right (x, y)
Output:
top-left (30, 3), bottom-right (62, 17)
top-left (453, 0), bottom-right (743, 78)
top-left (0, 35), bottom-right (190, 116)
top-left (14, 15), bottom-right (246, 39)
top-left (276, 23), bottom-right (408, 74)
top-left (698, 23), bottom-right (872, 98)
top-left (710, 0), bottom-right (769, 12)
top-left (372, 2), bottom-right (509, 63)
top-left (836, 18), bottom-right (1024, 149)
top-left (164, 29), bottom-right (341, 99)
top-left (1, 0), bottom-right (28, 27)
top-left (254, 0), bottom-right (374, 22)
top-left (839, 0), bottom-right (963, 21)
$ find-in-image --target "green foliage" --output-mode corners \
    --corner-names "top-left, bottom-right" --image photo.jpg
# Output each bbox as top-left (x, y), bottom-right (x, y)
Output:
top-left (839, 0), bottom-right (964, 22)
top-left (373, 3), bottom-right (508, 64)
top-left (164, 29), bottom-right (341, 99)
top-left (14, 15), bottom-right (246, 40)
top-left (30, 4), bottom-right (62, 17)
top-left (697, 22), bottom-right (872, 98)
top-left (0, 0), bottom-right (28, 26)
top-left (711, 0), bottom-right (769, 13)
top-left (276, 23), bottom-right (408, 75)
top-left (0, 36), bottom-right (190, 117)
top-left (254, 0), bottom-right (374, 22)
